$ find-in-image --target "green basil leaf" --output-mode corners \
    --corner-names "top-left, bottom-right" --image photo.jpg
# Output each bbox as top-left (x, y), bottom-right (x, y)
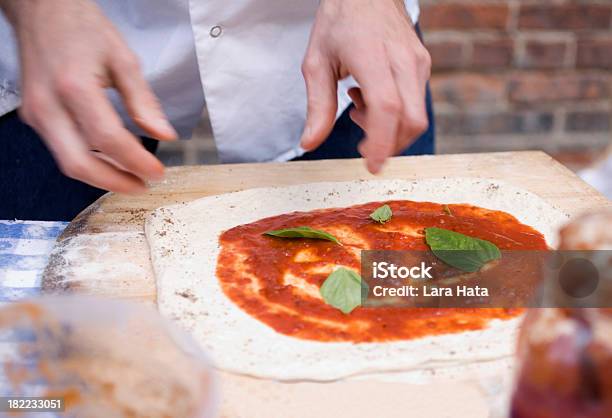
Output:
top-left (425, 227), bottom-right (501, 272)
top-left (320, 267), bottom-right (368, 314)
top-left (264, 226), bottom-right (341, 245)
top-left (370, 204), bottom-right (393, 224)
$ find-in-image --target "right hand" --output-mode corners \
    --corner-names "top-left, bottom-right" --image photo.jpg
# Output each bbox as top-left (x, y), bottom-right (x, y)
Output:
top-left (2, 0), bottom-right (177, 193)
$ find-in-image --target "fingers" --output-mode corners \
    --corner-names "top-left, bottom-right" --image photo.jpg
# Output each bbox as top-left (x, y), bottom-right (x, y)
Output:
top-left (56, 73), bottom-right (166, 182)
top-left (20, 89), bottom-right (146, 193)
top-left (349, 107), bottom-right (366, 130)
top-left (348, 88), bottom-right (366, 128)
top-left (299, 53), bottom-right (338, 151)
top-left (347, 43), bottom-right (431, 170)
top-left (109, 50), bottom-right (177, 141)
top-left (348, 87), bottom-right (365, 110)
top-left (387, 47), bottom-right (430, 153)
top-left (350, 53), bottom-right (400, 173)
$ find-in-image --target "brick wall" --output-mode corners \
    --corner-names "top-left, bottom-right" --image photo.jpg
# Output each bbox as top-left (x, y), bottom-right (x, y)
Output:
top-left (421, 0), bottom-right (612, 156)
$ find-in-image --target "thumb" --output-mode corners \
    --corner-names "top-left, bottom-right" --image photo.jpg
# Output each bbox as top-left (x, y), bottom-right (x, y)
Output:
top-left (300, 57), bottom-right (338, 151)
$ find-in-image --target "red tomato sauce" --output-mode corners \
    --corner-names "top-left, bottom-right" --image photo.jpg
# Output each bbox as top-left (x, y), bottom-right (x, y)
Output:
top-left (217, 201), bottom-right (548, 342)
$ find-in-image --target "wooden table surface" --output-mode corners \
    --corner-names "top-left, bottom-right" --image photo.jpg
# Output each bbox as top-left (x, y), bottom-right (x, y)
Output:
top-left (41, 151), bottom-right (611, 418)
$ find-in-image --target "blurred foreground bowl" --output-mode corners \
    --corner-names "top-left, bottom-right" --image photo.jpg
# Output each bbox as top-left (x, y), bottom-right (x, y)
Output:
top-left (0, 296), bottom-right (217, 418)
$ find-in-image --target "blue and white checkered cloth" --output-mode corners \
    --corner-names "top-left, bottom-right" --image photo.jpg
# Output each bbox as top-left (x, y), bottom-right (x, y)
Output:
top-left (0, 220), bottom-right (67, 303)
top-left (0, 220), bottom-right (67, 413)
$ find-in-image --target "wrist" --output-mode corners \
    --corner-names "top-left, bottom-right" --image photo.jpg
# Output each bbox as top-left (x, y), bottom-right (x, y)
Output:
top-left (320, 0), bottom-right (404, 6)
top-left (318, 0), bottom-right (408, 19)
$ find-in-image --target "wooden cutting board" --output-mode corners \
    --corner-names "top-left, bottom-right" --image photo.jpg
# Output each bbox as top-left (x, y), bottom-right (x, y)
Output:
top-left (41, 151), bottom-right (611, 418)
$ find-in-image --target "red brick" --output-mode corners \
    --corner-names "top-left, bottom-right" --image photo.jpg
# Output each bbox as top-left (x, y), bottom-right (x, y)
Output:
top-left (521, 39), bottom-right (568, 69)
top-left (430, 74), bottom-right (506, 106)
top-left (472, 38), bottom-right (514, 69)
top-left (436, 111), bottom-right (553, 136)
top-left (577, 37), bottom-right (612, 70)
top-left (566, 111), bottom-right (611, 132)
top-left (426, 40), bottom-right (466, 71)
top-left (508, 73), bottom-right (610, 104)
top-left (519, 4), bottom-right (612, 31)
top-left (421, 4), bottom-right (510, 30)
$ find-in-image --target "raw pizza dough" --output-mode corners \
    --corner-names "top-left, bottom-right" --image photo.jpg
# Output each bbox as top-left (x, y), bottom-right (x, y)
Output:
top-left (145, 178), bottom-right (568, 381)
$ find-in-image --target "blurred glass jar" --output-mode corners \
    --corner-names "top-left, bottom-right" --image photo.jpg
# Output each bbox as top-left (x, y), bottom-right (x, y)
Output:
top-left (511, 212), bottom-right (612, 418)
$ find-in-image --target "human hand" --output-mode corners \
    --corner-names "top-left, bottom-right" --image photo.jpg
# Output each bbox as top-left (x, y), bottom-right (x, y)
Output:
top-left (300, 0), bottom-right (431, 173)
top-left (1, 0), bottom-right (177, 192)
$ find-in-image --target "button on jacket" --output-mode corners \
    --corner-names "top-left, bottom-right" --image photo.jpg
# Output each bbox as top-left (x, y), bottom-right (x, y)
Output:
top-left (0, 0), bottom-right (420, 163)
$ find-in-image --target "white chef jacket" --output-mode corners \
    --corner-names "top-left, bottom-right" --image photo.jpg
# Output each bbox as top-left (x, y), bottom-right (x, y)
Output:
top-left (0, 0), bottom-right (420, 163)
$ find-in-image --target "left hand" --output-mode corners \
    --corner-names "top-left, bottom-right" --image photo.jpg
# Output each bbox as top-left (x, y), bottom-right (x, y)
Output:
top-left (300, 0), bottom-right (431, 173)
